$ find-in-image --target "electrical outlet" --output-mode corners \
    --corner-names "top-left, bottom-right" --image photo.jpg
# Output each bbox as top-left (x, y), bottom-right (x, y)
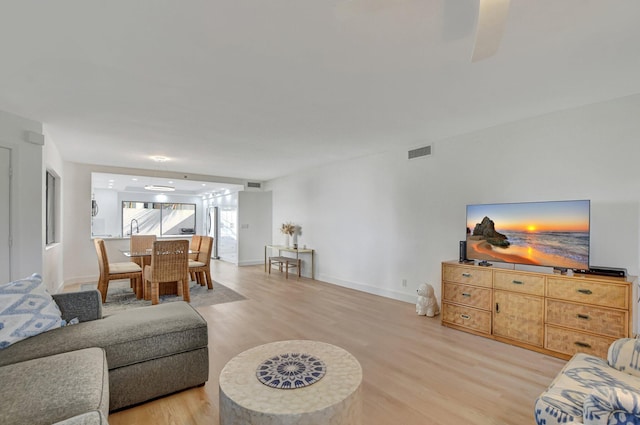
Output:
top-left (402, 279), bottom-right (407, 287)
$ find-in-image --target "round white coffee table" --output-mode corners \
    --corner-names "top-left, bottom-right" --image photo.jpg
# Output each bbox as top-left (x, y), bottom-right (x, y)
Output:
top-left (219, 340), bottom-right (362, 425)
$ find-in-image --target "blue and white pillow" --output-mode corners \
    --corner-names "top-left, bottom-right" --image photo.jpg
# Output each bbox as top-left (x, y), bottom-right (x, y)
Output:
top-left (0, 274), bottom-right (63, 349)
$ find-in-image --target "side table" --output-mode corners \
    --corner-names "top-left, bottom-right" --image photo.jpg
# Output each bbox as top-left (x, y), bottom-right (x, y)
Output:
top-left (219, 340), bottom-right (362, 425)
top-left (264, 245), bottom-right (315, 279)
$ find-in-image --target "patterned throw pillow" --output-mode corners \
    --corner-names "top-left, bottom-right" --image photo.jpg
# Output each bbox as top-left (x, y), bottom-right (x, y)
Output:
top-left (0, 274), bottom-right (63, 349)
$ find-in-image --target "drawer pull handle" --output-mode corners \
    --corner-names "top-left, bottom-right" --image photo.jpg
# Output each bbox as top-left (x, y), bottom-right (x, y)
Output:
top-left (577, 289), bottom-right (593, 295)
top-left (462, 273), bottom-right (471, 278)
top-left (460, 314), bottom-right (470, 320)
top-left (574, 341), bottom-right (592, 348)
top-left (462, 292), bottom-right (472, 297)
top-left (495, 303), bottom-right (500, 313)
top-left (512, 280), bottom-right (524, 285)
top-left (577, 314), bottom-right (590, 320)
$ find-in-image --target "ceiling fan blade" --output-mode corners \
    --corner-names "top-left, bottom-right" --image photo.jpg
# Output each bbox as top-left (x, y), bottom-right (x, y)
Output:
top-left (471, 0), bottom-right (511, 62)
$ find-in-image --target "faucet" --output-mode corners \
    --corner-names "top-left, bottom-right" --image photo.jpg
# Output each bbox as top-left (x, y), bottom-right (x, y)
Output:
top-left (130, 218), bottom-right (139, 236)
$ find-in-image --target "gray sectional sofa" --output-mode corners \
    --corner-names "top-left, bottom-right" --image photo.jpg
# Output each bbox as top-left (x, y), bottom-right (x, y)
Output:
top-left (0, 290), bottom-right (209, 424)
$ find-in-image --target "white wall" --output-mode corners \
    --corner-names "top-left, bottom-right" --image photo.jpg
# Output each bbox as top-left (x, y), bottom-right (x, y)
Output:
top-left (43, 133), bottom-right (64, 292)
top-left (265, 95), bottom-right (640, 303)
top-left (91, 189), bottom-right (119, 237)
top-left (0, 109), bottom-right (44, 282)
top-left (238, 191), bottom-right (272, 266)
top-left (62, 162), bottom-right (95, 284)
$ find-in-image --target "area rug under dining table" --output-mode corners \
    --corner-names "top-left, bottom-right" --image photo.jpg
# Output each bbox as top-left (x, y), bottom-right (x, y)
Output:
top-left (80, 279), bottom-right (246, 315)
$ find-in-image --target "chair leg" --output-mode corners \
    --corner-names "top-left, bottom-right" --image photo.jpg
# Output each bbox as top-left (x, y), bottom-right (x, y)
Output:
top-left (135, 277), bottom-right (143, 299)
top-left (151, 281), bottom-right (160, 305)
top-left (205, 270), bottom-right (213, 289)
top-left (182, 277), bottom-right (191, 302)
top-left (97, 278), bottom-right (108, 303)
top-left (144, 279), bottom-right (151, 301)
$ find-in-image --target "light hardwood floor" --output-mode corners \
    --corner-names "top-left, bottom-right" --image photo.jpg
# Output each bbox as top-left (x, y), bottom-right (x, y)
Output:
top-left (95, 260), bottom-right (566, 425)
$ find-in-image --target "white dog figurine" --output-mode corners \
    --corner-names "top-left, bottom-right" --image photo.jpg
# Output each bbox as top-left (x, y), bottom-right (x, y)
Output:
top-left (416, 283), bottom-right (440, 317)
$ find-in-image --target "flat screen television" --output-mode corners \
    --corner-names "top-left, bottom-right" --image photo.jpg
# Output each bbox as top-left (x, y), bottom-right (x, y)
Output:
top-left (466, 200), bottom-right (590, 270)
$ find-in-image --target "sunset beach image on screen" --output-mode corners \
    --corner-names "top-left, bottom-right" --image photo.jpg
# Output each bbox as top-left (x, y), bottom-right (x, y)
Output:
top-left (465, 200), bottom-right (590, 269)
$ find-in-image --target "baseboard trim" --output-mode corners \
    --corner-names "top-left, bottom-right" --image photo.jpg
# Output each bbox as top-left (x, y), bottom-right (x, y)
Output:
top-left (64, 274), bottom-right (99, 287)
top-left (318, 273), bottom-right (414, 304)
top-left (237, 259), bottom-right (265, 266)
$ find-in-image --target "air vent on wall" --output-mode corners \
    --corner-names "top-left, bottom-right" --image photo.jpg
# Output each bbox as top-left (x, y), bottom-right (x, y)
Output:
top-left (408, 145), bottom-right (432, 160)
top-left (247, 182), bottom-right (261, 188)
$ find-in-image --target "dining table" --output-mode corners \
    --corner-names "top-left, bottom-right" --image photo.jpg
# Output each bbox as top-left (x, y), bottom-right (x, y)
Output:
top-left (121, 246), bottom-right (198, 296)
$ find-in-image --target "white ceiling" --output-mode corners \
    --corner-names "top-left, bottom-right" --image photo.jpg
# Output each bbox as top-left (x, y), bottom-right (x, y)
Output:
top-left (91, 172), bottom-right (244, 196)
top-left (1, 1), bottom-right (639, 181)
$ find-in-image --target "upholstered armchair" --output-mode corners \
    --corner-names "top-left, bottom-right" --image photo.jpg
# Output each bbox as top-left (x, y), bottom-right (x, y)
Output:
top-left (535, 338), bottom-right (640, 425)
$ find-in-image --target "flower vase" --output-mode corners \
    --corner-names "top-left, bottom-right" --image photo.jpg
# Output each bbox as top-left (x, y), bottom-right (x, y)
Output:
top-left (285, 234), bottom-right (290, 248)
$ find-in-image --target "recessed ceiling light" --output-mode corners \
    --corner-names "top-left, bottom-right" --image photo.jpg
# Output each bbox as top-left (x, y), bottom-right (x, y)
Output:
top-left (168, 180), bottom-right (174, 184)
top-left (151, 156), bottom-right (170, 162)
top-left (132, 178), bottom-right (138, 181)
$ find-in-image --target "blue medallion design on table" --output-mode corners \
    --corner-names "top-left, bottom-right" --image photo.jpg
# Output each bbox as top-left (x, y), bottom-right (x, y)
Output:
top-left (256, 353), bottom-right (326, 389)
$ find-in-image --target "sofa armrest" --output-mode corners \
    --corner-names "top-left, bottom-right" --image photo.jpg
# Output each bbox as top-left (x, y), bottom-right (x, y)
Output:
top-left (52, 290), bottom-right (102, 323)
top-left (608, 338), bottom-right (640, 378)
top-left (583, 386), bottom-right (640, 425)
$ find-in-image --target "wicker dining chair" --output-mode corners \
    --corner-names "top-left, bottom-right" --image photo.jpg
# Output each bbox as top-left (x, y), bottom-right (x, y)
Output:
top-left (94, 238), bottom-right (143, 303)
top-left (189, 235), bottom-right (202, 281)
top-left (144, 240), bottom-right (190, 305)
top-left (130, 234), bottom-right (156, 268)
top-left (129, 235), bottom-right (156, 297)
top-left (189, 236), bottom-right (213, 289)
top-left (189, 235), bottom-right (202, 257)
